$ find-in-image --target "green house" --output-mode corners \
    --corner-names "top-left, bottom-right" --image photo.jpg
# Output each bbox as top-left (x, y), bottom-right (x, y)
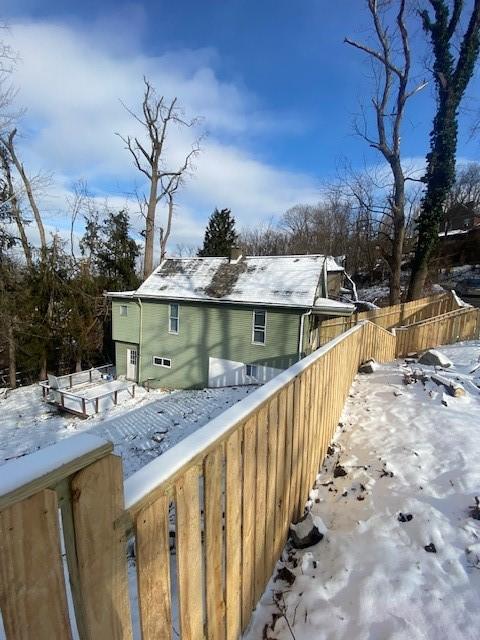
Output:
top-left (107, 253), bottom-right (354, 389)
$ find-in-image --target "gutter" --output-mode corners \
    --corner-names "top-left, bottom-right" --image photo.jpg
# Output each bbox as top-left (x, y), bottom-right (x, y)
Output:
top-left (298, 310), bottom-right (312, 361)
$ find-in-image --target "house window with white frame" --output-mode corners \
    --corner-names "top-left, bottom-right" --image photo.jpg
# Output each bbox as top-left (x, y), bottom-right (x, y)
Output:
top-left (153, 356), bottom-right (172, 368)
top-left (245, 363), bottom-right (258, 379)
top-left (119, 305), bottom-right (128, 317)
top-left (252, 309), bottom-right (266, 345)
top-left (169, 303), bottom-right (179, 334)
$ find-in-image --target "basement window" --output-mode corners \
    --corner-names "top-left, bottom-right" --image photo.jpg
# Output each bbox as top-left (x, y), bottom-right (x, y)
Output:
top-left (245, 364), bottom-right (258, 379)
top-left (119, 305), bottom-right (128, 317)
top-left (153, 356), bottom-right (172, 368)
top-left (252, 309), bottom-right (266, 345)
top-left (169, 303), bottom-right (179, 334)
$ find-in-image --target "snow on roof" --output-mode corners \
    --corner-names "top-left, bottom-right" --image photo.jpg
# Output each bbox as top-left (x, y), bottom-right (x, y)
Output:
top-left (438, 228), bottom-right (469, 237)
top-left (115, 254), bottom-right (350, 310)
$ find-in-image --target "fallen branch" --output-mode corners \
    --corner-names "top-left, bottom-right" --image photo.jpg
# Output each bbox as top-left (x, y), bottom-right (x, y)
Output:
top-left (431, 373), bottom-right (466, 398)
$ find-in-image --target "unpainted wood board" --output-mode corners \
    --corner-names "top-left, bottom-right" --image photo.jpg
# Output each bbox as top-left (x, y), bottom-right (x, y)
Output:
top-left (204, 446), bottom-right (226, 640)
top-left (136, 495), bottom-right (172, 640)
top-left (273, 389), bottom-right (287, 562)
top-left (265, 396), bottom-right (278, 578)
top-left (241, 416), bottom-right (257, 630)
top-left (225, 429), bottom-right (242, 640)
top-left (0, 489), bottom-right (72, 640)
top-left (254, 405), bottom-right (268, 602)
top-left (175, 466), bottom-right (204, 640)
top-left (71, 454), bottom-right (133, 640)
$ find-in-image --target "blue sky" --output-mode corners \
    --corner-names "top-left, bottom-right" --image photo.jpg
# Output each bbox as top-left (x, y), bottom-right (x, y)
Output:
top-left (3, 0), bottom-right (480, 252)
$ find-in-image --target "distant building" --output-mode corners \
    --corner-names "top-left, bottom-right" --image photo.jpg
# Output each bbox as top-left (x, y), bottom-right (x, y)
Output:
top-left (107, 254), bottom-right (354, 389)
top-left (441, 202), bottom-right (480, 233)
top-left (438, 203), bottom-right (480, 267)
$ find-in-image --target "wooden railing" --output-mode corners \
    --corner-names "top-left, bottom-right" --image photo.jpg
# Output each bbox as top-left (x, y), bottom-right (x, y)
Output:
top-left (0, 321), bottom-right (396, 640)
top-left (395, 306), bottom-right (480, 357)
top-left (315, 292), bottom-right (457, 347)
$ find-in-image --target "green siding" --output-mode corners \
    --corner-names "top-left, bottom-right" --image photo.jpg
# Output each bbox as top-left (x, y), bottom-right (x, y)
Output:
top-left (112, 300), bottom-right (140, 344)
top-left (128, 300), bottom-right (302, 389)
top-left (115, 341), bottom-right (139, 377)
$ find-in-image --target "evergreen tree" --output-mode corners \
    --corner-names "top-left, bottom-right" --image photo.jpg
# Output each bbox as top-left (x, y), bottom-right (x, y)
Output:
top-left (81, 209), bottom-right (140, 290)
top-left (198, 208), bottom-right (238, 257)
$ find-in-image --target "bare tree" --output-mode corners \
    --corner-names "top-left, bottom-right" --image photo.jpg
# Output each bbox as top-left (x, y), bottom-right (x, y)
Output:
top-left (0, 128), bottom-right (47, 255)
top-left (118, 77), bottom-right (200, 278)
top-left (345, 0), bottom-right (427, 304)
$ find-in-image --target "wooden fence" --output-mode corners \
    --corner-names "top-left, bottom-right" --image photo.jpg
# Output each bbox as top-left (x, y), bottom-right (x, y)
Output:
top-left (1, 308), bottom-right (478, 640)
top-left (0, 321), bottom-right (396, 640)
top-left (395, 306), bottom-right (480, 357)
top-left (315, 292), bottom-right (457, 347)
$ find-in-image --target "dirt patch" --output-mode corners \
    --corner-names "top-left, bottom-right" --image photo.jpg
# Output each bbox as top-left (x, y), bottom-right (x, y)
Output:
top-left (469, 496), bottom-right (480, 520)
top-left (333, 464), bottom-right (347, 478)
top-left (204, 260), bottom-right (248, 298)
top-left (274, 566), bottom-right (296, 586)
top-left (160, 258), bottom-right (186, 275)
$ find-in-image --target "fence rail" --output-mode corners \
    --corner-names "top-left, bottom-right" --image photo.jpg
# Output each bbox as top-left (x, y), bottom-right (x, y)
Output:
top-left (1, 307), bottom-right (478, 640)
top-left (315, 292), bottom-right (457, 347)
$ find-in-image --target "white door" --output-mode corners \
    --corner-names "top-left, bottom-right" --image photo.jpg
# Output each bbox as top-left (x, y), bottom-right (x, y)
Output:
top-left (126, 348), bottom-right (138, 381)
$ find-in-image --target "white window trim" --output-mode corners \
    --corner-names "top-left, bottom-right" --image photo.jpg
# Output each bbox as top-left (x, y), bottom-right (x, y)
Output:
top-left (169, 303), bottom-right (179, 335)
top-left (152, 356), bottom-right (172, 368)
top-left (251, 309), bottom-right (267, 345)
top-left (245, 363), bottom-right (258, 378)
top-left (119, 305), bottom-right (128, 317)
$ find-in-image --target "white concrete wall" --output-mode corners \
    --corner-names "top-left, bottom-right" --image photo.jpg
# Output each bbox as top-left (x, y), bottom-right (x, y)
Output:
top-left (208, 357), bottom-right (281, 388)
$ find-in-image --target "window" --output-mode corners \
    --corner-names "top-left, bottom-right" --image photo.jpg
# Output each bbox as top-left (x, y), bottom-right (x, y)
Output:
top-left (252, 309), bottom-right (266, 345)
top-left (153, 356), bottom-right (172, 368)
top-left (119, 305), bottom-right (128, 317)
top-left (169, 303), bottom-right (179, 334)
top-left (130, 350), bottom-right (137, 366)
top-left (246, 364), bottom-right (258, 378)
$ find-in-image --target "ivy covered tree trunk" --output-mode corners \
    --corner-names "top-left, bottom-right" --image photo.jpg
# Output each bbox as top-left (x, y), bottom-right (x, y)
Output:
top-left (408, 0), bottom-right (480, 300)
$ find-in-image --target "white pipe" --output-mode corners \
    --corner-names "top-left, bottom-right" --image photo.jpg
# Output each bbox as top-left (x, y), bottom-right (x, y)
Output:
top-left (137, 298), bottom-right (143, 384)
top-left (298, 309), bottom-right (312, 361)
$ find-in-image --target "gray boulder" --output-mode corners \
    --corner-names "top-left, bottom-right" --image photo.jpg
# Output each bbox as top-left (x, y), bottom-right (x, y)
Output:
top-left (290, 512), bottom-right (325, 549)
top-left (359, 359), bottom-right (378, 374)
top-left (418, 349), bottom-right (452, 368)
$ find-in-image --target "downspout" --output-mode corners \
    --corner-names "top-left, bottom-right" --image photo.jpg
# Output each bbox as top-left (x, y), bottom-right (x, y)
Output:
top-left (137, 297), bottom-right (143, 385)
top-left (322, 258), bottom-right (329, 298)
top-left (298, 309), bottom-right (312, 361)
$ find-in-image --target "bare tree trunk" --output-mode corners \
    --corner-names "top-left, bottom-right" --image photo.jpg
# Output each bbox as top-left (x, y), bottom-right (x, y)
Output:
top-left (0, 146), bottom-right (33, 268)
top-left (3, 129), bottom-right (47, 255)
top-left (39, 351), bottom-right (47, 381)
top-left (75, 355), bottom-right (82, 373)
top-left (160, 193), bottom-right (174, 262)
top-left (143, 173), bottom-right (158, 278)
top-left (8, 322), bottom-right (16, 389)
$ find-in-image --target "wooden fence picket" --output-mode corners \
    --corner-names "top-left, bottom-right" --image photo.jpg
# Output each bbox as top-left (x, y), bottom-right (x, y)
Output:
top-left (0, 490), bottom-right (72, 640)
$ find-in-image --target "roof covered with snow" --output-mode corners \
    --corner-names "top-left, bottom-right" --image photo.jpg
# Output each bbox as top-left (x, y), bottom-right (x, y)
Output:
top-left (109, 255), bottom-right (353, 312)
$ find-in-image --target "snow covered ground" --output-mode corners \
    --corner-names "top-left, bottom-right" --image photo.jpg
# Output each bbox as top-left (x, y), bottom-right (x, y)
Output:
top-left (245, 341), bottom-right (480, 640)
top-left (0, 383), bottom-right (255, 477)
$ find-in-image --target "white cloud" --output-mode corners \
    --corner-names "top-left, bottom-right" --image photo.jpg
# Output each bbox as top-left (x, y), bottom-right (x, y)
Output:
top-left (6, 20), bottom-right (320, 251)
